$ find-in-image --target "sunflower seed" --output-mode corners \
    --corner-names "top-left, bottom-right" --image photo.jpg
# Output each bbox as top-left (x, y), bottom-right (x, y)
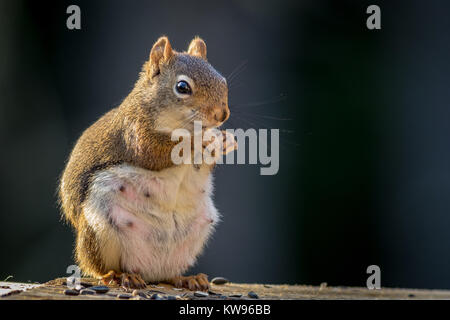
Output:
top-left (211, 277), bottom-right (229, 285)
top-left (80, 289), bottom-right (96, 295)
top-left (208, 290), bottom-right (220, 295)
top-left (64, 289), bottom-right (79, 296)
top-left (150, 293), bottom-right (162, 300)
top-left (147, 289), bottom-right (165, 294)
top-left (80, 282), bottom-right (93, 288)
top-left (194, 291), bottom-right (209, 297)
top-left (90, 285), bottom-right (110, 294)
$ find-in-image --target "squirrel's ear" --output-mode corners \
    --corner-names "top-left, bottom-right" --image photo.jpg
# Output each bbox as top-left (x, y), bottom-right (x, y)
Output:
top-left (187, 37), bottom-right (207, 60)
top-left (147, 36), bottom-right (174, 79)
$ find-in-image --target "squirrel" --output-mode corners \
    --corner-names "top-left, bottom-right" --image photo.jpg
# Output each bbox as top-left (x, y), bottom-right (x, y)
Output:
top-left (58, 36), bottom-right (237, 290)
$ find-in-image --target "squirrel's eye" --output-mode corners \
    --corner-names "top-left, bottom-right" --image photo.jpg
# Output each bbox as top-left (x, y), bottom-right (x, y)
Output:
top-left (176, 80), bottom-right (192, 95)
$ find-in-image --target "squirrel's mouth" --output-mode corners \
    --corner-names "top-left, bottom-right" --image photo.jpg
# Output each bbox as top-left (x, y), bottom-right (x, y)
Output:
top-left (202, 120), bottom-right (226, 130)
top-left (198, 117), bottom-right (226, 130)
top-left (187, 105), bottom-right (229, 130)
top-left (183, 110), bottom-right (229, 131)
top-left (204, 114), bottom-right (230, 129)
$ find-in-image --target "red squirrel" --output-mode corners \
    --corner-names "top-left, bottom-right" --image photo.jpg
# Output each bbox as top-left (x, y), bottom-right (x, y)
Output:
top-left (59, 36), bottom-right (237, 290)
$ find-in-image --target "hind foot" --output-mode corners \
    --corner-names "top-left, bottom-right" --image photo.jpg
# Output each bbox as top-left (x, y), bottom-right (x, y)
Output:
top-left (120, 273), bottom-right (147, 290)
top-left (101, 270), bottom-right (121, 285)
top-left (166, 273), bottom-right (209, 291)
top-left (101, 270), bottom-right (147, 290)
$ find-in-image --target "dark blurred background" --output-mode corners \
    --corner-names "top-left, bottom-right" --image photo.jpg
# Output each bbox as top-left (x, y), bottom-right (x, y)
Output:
top-left (1, 0), bottom-right (450, 289)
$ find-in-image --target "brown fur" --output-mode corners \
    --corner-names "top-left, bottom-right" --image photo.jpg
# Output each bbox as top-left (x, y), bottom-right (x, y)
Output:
top-left (58, 36), bottom-right (229, 277)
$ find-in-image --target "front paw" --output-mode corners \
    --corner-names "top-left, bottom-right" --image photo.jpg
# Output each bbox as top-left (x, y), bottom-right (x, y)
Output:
top-left (221, 130), bottom-right (238, 155)
top-left (201, 130), bottom-right (237, 162)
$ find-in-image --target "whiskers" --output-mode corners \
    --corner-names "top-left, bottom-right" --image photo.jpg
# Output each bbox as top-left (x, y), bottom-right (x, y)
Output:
top-left (177, 110), bottom-right (200, 130)
top-left (226, 60), bottom-right (248, 89)
top-left (226, 94), bottom-right (301, 149)
top-left (230, 93), bottom-right (287, 109)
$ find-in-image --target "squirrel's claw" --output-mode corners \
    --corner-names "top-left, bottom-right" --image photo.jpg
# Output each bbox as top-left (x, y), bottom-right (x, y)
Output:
top-left (166, 273), bottom-right (210, 291)
top-left (222, 130), bottom-right (238, 155)
top-left (101, 270), bottom-right (147, 290)
top-left (101, 270), bottom-right (122, 286)
top-left (120, 273), bottom-right (147, 290)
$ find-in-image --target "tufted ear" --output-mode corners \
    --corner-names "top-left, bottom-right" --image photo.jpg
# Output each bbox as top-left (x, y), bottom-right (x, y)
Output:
top-left (147, 36), bottom-right (174, 79)
top-left (187, 37), bottom-right (207, 60)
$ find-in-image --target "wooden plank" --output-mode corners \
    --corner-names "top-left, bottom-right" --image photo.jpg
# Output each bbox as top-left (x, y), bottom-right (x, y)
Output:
top-left (1, 278), bottom-right (450, 300)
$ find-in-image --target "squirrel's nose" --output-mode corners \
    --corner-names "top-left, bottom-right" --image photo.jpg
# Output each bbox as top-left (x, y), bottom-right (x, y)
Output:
top-left (214, 107), bottom-right (230, 123)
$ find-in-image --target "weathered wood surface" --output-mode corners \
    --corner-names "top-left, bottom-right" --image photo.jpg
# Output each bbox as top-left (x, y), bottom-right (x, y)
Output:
top-left (2, 278), bottom-right (450, 300)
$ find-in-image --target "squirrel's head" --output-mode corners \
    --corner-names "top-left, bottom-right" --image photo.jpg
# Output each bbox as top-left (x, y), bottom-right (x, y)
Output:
top-left (141, 36), bottom-right (229, 133)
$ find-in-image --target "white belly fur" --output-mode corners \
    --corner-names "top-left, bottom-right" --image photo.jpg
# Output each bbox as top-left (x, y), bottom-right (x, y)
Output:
top-left (82, 163), bottom-right (219, 281)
